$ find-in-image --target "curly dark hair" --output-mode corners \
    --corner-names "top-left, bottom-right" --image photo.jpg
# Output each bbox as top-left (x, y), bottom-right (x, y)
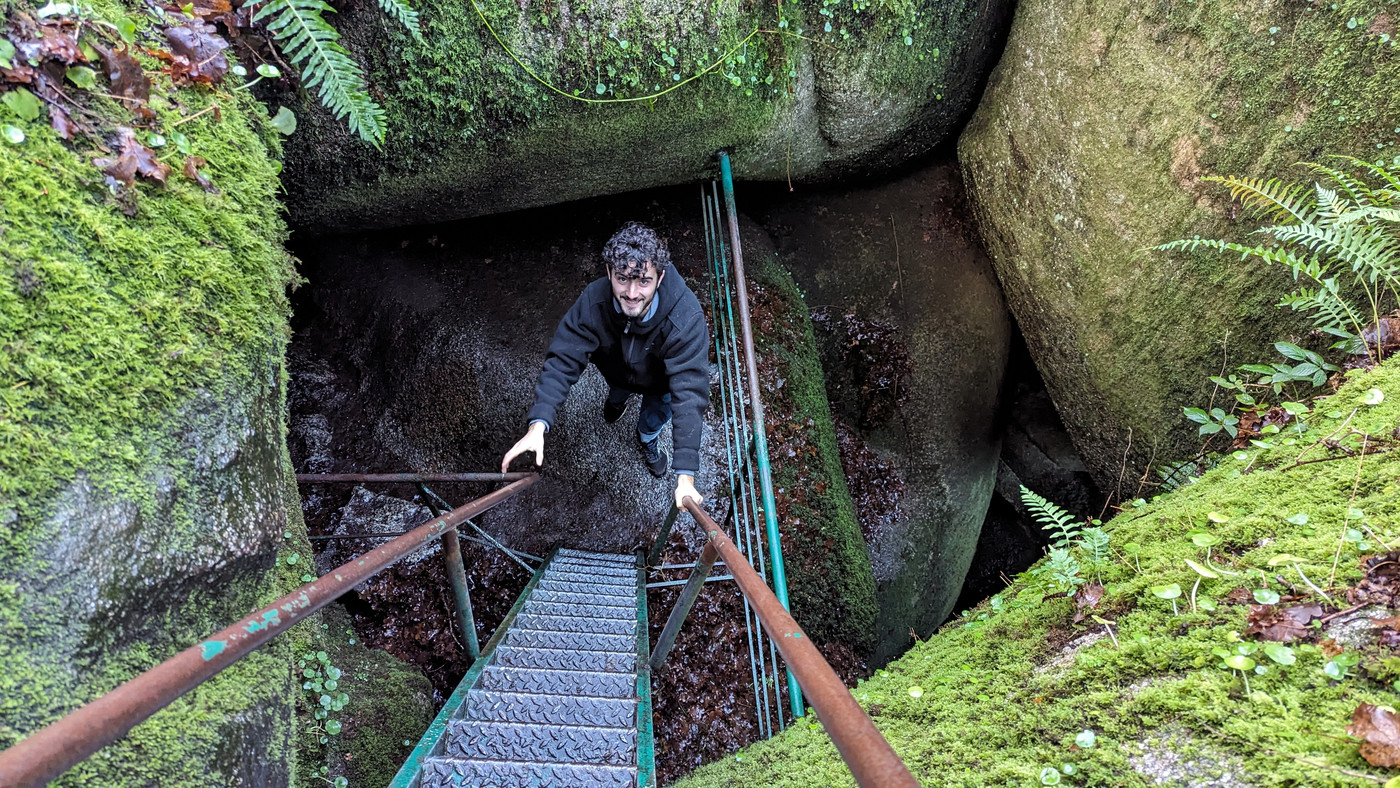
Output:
top-left (602, 221), bottom-right (670, 278)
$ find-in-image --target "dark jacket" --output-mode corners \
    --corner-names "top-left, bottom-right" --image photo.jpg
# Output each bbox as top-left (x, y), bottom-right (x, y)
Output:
top-left (526, 265), bottom-right (710, 474)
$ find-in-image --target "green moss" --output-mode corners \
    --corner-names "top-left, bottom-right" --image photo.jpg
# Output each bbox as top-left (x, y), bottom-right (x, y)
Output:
top-left (280, 0), bottom-right (986, 230)
top-left (747, 256), bottom-right (878, 656)
top-left (679, 360), bottom-right (1400, 786)
top-left (959, 0), bottom-right (1400, 489)
top-left (0, 1), bottom-right (304, 781)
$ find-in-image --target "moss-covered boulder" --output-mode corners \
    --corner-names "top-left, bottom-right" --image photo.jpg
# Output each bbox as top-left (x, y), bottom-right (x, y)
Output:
top-left (281, 0), bottom-right (1015, 232)
top-left (0, 2), bottom-right (301, 781)
top-left (750, 161), bottom-right (1010, 664)
top-left (958, 0), bottom-right (1400, 491)
top-left (678, 359), bottom-right (1400, 786)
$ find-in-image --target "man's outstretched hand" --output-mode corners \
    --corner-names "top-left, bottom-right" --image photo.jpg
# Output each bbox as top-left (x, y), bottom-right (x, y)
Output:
top-left (502, 422), bottom-right (546, 473)
top-left (675, 474), bottom-right (702, 511)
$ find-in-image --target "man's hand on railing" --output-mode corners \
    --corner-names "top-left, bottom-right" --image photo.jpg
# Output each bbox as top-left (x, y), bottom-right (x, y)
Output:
top-left (501, 422), bottom-right (546, 473)
top-left (675, 475), bottom-right (702, 511)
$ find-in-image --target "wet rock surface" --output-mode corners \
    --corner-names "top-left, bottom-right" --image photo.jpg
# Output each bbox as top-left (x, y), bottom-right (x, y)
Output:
top-left (749, 154), bottom-right (1012, 663)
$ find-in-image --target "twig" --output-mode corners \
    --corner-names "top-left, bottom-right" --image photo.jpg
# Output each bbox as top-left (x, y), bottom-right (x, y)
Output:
top-left (1330, 435), bottom-right (1370, 588)
top-left (1101, 427), bottom-right (1132, 520)
top-left (890, 215), bottom-right (904, 313)
top-left (172, 103), bottom-right (219, 126)
top-left (1279, 445), bottom-right (1392, 472)
top-left (1318, 604), bottom-right (1367, 624)
top-left (1195, 720), bottom-right (1386, 784)
top-left (1292, 407), bottom-right (1358, 465)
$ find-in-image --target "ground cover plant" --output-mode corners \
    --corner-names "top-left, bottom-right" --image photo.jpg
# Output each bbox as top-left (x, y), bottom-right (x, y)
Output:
top-left (676, 359), bottom-right (1400, 786)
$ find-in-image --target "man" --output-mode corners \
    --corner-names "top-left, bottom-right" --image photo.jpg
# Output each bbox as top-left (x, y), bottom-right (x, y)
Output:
top-left (501, 222), bottom-right (708, 509)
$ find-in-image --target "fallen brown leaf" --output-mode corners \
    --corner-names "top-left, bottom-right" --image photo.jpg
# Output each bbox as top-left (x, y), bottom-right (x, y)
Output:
top-left (37, 25), bottom-right (82, 64)
top-left (95, 127), bottom-right (171, 186)
top-left (1347, 703), bottom-right (1400, 768)
top-left (182, 155), bottom-right (218, 193)
top-left (1244, 603), bottom-right (1323, 642)
top-left (91, 41), bottom-right (151, 116)
top-left (162, 20), bottom-right (228, 84)
top-left (1349, 552), bottom-right (1400, 608)
top-left (1072, 582), bottom-right (1104, 623)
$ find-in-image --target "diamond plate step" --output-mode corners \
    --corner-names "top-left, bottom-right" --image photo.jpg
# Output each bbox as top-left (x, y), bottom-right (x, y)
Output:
top-left (492, 646), bottom-right (636, 673)
top-left (557, 549), bottom-right (635, 565)
top-left (418, 758), bottom-right (637, 788)
top-left (503, 628), bottom-right (634, 653)
top-left (512, 613), bottom-right (636, 636)
top-left (442, 720), bottom-right (637, 765)
top-left (547, 561), bottom-right (636, 578)
top-left (464, 690), bottom-right (636, 727)
top-left (478, 666), bottom-right (635, 698)
top-left (543, 569), bottom-right (635, 588)
top-left (529, 587), bottom-right (638, 609)
top-left (521, 599), bottom-right (634, 621)
top-left (535, 578), bottom-right (635, 598)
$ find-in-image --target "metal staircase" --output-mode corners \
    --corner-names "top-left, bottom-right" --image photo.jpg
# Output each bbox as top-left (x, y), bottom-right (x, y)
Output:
top-left (392, 548), bottom-right (655, 788)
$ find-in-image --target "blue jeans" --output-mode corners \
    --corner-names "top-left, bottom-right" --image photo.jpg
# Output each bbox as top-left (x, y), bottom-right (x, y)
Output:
top-left (607, 387), bottom-right (671, 442)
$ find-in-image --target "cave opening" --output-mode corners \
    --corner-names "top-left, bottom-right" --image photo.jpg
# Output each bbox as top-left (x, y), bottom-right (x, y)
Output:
top-left (285, 149), bottom-right (1097, 781)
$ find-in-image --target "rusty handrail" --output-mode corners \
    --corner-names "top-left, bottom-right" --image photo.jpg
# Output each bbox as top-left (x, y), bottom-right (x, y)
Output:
top-left (0, 474), bottom-right (538, 788)
top-left (670, 497), bottom-right (919, 787)
top-left (296, 472), bottom-right (534, 483)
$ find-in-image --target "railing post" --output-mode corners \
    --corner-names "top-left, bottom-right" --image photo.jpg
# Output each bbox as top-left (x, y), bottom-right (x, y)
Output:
top-left (718, 151), bottom-right (804, 719)
top-left (440, 528), bottom-right (481, 662)
top-left (648, 540), bottom-right (719, 671)
top-left (646, 504), bottom-right (680, 568)
top-left (421, 484), bottom-right (480, 661)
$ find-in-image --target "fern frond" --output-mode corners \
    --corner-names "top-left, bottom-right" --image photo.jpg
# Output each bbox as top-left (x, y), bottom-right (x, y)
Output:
top-left (376, 0), bottom-right (421, 38)
top-left (1306, 162), bottom-right (1375, 208)
top-left (253, 0), bottom-right (386, 146)
top-left (1267, 222), bottom-right (1400, 279)
top-left (1020, 485), bottom-right (1079, 548)
top-left (1279, 282), bottom-right (1365, 340)
top-left (1201, 175), bottom-right (1316, 224)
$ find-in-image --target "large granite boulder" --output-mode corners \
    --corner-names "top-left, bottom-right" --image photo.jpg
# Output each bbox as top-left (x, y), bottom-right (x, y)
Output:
top-left (751, 157), bottom-right (1010, 664)
top-left (280, 0), bottom-right (1015, 232)
top-left (959, 0), bottom-right (1400, 491)
top-left (0, 6), bottom-right (301, 780)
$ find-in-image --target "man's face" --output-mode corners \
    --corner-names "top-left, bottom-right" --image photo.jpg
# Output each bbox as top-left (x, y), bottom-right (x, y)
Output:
top-left (609, 262), bottom-right (664, 318)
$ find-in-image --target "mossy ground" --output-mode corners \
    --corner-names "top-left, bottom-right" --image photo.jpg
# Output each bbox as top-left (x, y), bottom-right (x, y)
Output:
top-left (959, 0), bottom-right (1400, 490)
top-left (679, 359), bottom-right (1400, 786)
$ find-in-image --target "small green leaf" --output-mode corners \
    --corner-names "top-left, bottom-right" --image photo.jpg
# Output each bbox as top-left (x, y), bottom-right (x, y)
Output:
top-left (1253, 589), bottom-right (1280, 605)
top-left (169, 131), bottom-right (191, 154)
top-left (1207, 511), bottom-right (1229, 523)
top-left (232, 64), bottom-right (248, 77)
top-left (1198, 597), bottom-right (1217, 612)
top-left (1280, 401), bottom-right (1309, 415)
top-left (1123, 542), bottom-right (1142, 554)
top-left (115, 18), bottom-right (137, 42)
top-left (286, 553), bottom-right (299, 565)
top-left (2, 124), bottom-right (24, 144)
top-left (1075, 729), bottom-right (1097, 748)
top-left (334, 778), bottom-right (348, 788)
top-left (907, 685), bottom-right (923, 698)
top-left (66, 65), bottom-right (96, 90)
top-left (1263, 643), bottom-right (1295, 665)
top-left (1267, 554), bottom-right (1304, 567)
top-left (1190, 532), bottom-right (1222, 547)
top-left (1362, 388), bottom-right (1385, 405)
top-left (147, 133), bottom-right (166, 148)
top-left (1185, 558), bottom-right (1219, 579)
top-left (1151, 584), bottom-right (1182, 600)
top-left (1224, 654), bottom-right (1256, 671)
top-left (1040, 766), bottom-right (1061, 785)
top-left (2, 88), bottom-right (42, 122)
top-left (269, 106), bottom-right (297, 135)
top-left (256, 63), bottom-right (281, 78)
top-left (325, 719), bottom-right (342, 735)
top-left (1285, 513), bottom-right (1309, 526)
top-left (595, 82), bottom-right (606, 94)
top-left (0, 39), bottom-right (14, 70)
top-left (35, 2), bottom-right (73, 18)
